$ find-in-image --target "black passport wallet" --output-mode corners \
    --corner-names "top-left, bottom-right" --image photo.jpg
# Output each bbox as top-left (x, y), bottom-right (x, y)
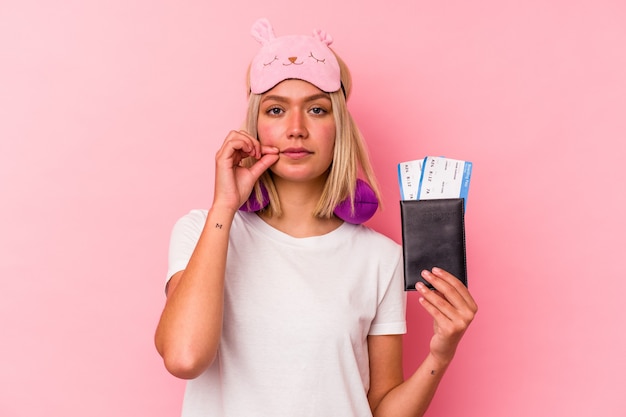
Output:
top-left (400, 198), bottom-right (467, 290)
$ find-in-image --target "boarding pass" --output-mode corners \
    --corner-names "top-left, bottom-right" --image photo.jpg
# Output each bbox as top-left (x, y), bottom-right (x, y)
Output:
top-left (397, 156), bottom-right (473, 206)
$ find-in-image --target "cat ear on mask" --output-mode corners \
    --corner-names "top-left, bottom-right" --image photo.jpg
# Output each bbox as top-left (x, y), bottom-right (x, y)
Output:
top-left (250, 18), bottom-right (275, 45)
top-left (312, 28), bottom-right (333, 46)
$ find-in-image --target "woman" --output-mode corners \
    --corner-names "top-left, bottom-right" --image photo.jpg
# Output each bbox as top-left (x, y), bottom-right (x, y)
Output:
top-left (155, 18), bottom-right (477, 417)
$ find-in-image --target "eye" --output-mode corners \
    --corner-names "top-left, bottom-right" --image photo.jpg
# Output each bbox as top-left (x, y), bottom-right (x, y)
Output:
top-left (308, 52), bottom-right (326, 63)
top-left (309, 106), bottom-right (328, 115)
top-left (266, 106), bottom-right (284, 116)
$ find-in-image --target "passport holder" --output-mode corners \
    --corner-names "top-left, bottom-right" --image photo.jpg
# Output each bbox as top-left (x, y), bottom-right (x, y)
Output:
top-left (400, 198), bottom-right (467, 290)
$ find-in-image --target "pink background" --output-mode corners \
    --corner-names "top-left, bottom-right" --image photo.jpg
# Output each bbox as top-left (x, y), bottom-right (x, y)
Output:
top-left (2, 1), bottom-right (625, 416)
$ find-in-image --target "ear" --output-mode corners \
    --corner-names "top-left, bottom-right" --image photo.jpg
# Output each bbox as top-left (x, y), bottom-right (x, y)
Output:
top-left (312, 28), bottom-right (333, 46)
top-left (251, 18), bottom-right (275, 45)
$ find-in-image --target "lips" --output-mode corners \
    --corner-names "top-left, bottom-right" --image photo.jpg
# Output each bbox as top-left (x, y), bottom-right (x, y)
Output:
top-left (280, 147), bottom-right (313, 159)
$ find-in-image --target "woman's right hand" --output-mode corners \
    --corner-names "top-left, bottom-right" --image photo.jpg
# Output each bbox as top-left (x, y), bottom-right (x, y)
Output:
top-left (213, 130), bottom-right (279, 211)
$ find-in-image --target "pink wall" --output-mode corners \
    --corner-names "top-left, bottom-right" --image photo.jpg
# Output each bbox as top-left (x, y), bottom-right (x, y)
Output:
top-left (1, 1), bottom-right (625, 416)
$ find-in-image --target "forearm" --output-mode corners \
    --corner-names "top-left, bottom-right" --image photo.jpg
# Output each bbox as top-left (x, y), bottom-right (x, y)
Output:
top-left (155, 206), bottom-right (235, 379)
top-left (373, 353), bottom-right (452, 417)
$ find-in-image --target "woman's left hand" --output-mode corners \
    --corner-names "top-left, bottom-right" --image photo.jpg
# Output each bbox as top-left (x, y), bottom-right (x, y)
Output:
top-left (417, 267), bottom-right (478, 364)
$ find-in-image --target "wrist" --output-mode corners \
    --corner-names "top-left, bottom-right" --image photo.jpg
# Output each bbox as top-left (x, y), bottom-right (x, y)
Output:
top-left (426, 351), bottom-right (454, 371)
top-left (205, 205), bottom-right (237, 229)
top-left (209, 203), bottom-right (238, 217)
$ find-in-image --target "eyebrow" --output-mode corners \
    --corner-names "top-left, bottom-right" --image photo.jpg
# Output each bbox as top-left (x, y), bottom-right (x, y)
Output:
top-left (261, 93), bottom-right (331, 104)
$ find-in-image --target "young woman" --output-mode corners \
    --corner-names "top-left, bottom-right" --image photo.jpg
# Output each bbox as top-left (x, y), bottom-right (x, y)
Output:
top-left (155, 18), bottom-right (477, 417)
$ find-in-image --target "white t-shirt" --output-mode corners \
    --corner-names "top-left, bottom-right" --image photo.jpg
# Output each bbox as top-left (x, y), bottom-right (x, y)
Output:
top-left (167, 210), bottom-right (407, 417)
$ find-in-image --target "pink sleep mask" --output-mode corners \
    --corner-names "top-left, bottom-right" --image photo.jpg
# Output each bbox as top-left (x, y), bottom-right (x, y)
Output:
top-left (249, 18), bottom-right (341, 94)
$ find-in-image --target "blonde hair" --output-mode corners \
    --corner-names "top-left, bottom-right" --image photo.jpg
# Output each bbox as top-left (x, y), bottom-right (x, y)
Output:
top-left (243, 52), bottom-right (381, 219)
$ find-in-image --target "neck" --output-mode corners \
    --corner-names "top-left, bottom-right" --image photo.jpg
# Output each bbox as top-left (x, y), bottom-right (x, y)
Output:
top-left (259, 177), bottom-right (343, 238)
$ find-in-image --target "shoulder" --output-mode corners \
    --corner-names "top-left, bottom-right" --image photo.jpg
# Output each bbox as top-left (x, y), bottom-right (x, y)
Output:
top-left (351, 224), bottom-right (401, 250)
top-left (345, 224), bottom-right (403, 263)
top-left (176, 208), bottom-right (208, 225)
top-left (166, 209), bottom-right (208, 285)
top-left (167, 209), bottom-right (209, 251)
top-left (171, 209), bottom-right (208, 234)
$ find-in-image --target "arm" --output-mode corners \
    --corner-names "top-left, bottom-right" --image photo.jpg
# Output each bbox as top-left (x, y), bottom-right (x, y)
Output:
top-left (368, 267), bottom-right (477, 417)
top-left (154, 206), bottom-right (235, 379)
top-left (154, 131), bottom-right (279, 379)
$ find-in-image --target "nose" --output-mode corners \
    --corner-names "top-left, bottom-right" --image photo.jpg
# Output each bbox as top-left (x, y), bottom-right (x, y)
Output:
top-left (287, 110), bottom-right (307, 139)
top-left (288, 56), bottom-right (297, 63)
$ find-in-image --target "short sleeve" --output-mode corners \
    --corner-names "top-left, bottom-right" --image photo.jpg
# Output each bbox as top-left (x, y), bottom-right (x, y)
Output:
top-left (369, 246), bottom-right (407, 336)
top-left (165, 209), bottom-right (208, 287)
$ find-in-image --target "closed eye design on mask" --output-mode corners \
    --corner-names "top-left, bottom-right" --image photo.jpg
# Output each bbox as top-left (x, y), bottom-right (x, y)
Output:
top-left (264, 52), bottom-right (328, 67)
top-left (263, 56), bottom-right (278, 66)
top-left (308, 52), bottom-right (326, 63)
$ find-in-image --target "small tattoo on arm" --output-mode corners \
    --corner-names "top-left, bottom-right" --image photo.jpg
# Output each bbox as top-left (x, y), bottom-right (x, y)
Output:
top-left (430, 370), bottom-right (436, 375)
top-left (215, 223), bottom-right (223, 229)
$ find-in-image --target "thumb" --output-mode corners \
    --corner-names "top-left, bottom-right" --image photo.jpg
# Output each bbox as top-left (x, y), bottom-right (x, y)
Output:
top-left (247, 152), bottom-right (279, 180)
